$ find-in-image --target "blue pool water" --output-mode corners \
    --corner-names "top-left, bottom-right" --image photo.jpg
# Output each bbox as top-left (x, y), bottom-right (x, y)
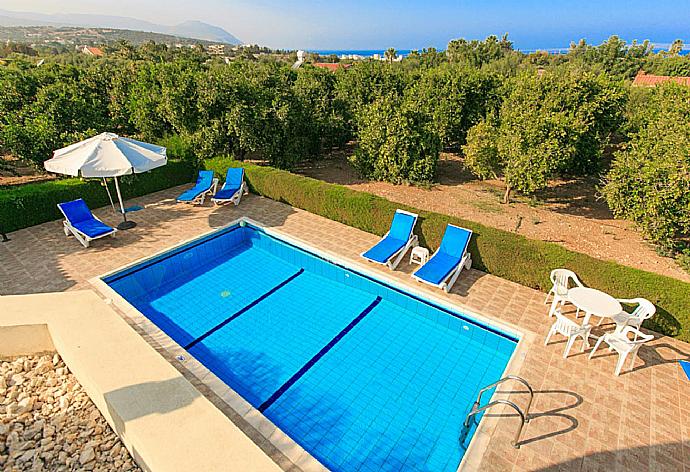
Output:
top-left (104, 223), bottom-right (517, 471)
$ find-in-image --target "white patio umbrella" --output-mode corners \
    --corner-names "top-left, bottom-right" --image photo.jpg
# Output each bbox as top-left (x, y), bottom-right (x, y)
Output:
top-left (44, 132), bottom-right (167, 230)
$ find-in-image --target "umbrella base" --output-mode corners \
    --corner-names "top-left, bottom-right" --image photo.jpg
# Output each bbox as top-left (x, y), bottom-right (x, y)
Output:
top-left (117, 220), bottom-right (137, 230)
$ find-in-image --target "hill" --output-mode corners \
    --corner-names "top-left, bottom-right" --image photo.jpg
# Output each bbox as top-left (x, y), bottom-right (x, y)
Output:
top-left (0, 8), bottom-right (240, 44)
top-left (0, 25), bottom-right (231, 47)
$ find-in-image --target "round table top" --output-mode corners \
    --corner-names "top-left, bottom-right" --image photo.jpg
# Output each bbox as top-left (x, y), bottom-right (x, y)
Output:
top-left (568, 287), bottom-right (622, 318)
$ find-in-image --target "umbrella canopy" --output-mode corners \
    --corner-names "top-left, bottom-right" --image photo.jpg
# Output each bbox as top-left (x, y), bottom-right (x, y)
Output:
top-left (44, 132), bottom-right (167, 177)
top-left (44, 133), bottom-right (167, 230)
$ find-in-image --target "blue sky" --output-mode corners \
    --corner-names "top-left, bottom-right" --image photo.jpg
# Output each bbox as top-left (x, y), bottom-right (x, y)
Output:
top-left (4, 0), bottom-right (689, 50)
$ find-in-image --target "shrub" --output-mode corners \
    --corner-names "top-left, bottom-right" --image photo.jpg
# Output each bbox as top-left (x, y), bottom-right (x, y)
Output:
top-left (351, 94), bottom-right (440, 184)
top-left (602, 83), bottom-right (690, 254)
top-left (0, 160), bottom-right (195, 233)
top-left (206, 157), bottom-right (690, 342)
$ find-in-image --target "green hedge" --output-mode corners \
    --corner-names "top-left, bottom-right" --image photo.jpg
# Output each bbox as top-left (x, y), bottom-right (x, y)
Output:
top-left (206, 156), bottom-right (690, 342)
top-left (0, 160), bottom-right (195, 233)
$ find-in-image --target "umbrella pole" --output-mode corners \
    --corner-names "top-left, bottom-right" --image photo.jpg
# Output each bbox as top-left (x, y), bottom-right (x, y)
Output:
top-left (103, 178), bottom-right (116, 213)
top-left (114, 176), bottom-right (137, 230)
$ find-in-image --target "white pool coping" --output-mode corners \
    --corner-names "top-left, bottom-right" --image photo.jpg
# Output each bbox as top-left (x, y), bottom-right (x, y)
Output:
top-left (90, 216), bottom-right (530, 472)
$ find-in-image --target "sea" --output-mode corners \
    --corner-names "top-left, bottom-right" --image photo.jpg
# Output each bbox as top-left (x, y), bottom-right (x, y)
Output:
top-left (312, 48), bottom-right (689, 57)
top-left (311, 49), bottom-right (413, 57)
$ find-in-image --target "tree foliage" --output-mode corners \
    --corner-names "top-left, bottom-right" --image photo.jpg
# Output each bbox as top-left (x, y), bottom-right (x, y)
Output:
top-left (463, 70), bottom-right (625, 201)
top-left (601, 83), bottom-right (690, 254)
top-left (404, 64), bottom-right (502, 147)
top-left (351, 94), bottom-right (440, 184)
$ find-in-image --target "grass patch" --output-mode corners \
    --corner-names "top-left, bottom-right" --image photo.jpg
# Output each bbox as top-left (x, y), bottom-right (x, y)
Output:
top-left (471, 200), bottom-right (504, 214)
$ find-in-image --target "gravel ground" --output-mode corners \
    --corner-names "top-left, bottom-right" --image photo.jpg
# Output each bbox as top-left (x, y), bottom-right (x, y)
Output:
top-left (0, 354), bottom-right (140, 471)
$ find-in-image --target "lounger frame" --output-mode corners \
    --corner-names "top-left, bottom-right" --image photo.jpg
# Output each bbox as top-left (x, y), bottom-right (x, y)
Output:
top-left (361, 209), bottom-right (419, 270)
top-left (412, 225), bottom-right (473, 293)
top-left (177, 178), bottom-right (219, 205)
top-left (58, 206), bottom-right (117, 248)
top-left (212, 181), bottom-right (249, 206)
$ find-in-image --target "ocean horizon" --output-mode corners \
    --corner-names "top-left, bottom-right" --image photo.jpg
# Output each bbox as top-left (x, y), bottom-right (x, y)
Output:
top-left (311, 47), bottom-right (689, 57)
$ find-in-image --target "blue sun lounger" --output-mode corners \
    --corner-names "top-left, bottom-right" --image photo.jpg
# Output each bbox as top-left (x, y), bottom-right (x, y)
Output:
top-left (361, 209), bottom-right (418, 270)
top-left (57, 198), bottom-right (117, 248)
top-left (412, 224), bottom-right (473, 293)
top-left (212, 168), bottom-right (248, 206)
top-left (177, 170), bottom-right (218, 205)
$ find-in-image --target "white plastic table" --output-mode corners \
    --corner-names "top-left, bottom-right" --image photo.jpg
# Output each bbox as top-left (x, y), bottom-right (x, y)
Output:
top-left (568, 287), bottom-right (622, 326)
top-left (409, 246), bottom-right (430, 266)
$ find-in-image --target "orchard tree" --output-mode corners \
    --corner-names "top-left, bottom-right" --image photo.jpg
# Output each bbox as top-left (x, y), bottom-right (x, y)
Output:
top-left (463, 69), bottom-right (625, 202)
top-left (602, 83), bottom-right (690, 254)
top-left (351, 94), bottom-right (440, 183)
top-left (405, 64), bottom-right (502, 147)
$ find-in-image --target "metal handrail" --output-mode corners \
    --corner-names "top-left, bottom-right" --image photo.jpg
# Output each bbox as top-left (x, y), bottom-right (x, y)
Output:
top-left (474, 375), bottom-right (534, 419)
top-left (460, 375), bottom-right (534, 449)
top-left (462, 400), bottom-right (526, 448)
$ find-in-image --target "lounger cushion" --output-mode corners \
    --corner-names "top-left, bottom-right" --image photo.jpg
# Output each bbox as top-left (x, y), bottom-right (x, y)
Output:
top-left (413, 225), bottom-right (471, 285)
top-left (362, 236), bottom-right (407, 264)
top-left (362, 211), bottom-right (416, 264)
top-left (58, 199), bottom-right (114, 238)
top-left (388, 211), bottom-right (416, 241)
top-left (177, 170), bottom-right (215, 202)
top-left (213, 168), bottom-right (244, 201)
top-left (225, 168), bottom-right (244, 188)
top-left (213, 185), bottom-right (241, 201)
top-left (439, 225), bottom-right (471, 259)
top-left (72, 219), bottom-right (115, 238)
top-left (413, 252), bottom-right (462, 285)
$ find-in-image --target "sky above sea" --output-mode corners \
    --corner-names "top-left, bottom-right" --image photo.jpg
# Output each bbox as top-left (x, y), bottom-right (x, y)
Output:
top-left (2, 0), bottom-right (689, 50)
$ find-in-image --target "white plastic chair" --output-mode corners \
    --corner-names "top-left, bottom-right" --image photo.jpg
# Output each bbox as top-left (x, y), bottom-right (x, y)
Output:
top-left (588, 326), bottom-right (654, 376)
top-left (608, 298), bottom-right (656, 332)
top-left (545, 269), bottom-right (583, 317)
top-left (544, 310), bottom-right (592, 359)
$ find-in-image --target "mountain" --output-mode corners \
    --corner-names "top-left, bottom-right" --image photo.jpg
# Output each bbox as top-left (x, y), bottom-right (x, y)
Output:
top-left (170, 21), bottom-right (239, 45)
top-left (0, 9), bottom-right (241, 44)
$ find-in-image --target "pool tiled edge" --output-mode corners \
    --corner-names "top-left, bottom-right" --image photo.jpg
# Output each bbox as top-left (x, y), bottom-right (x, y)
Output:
top-left (90, 216), bottom-right (528, 472)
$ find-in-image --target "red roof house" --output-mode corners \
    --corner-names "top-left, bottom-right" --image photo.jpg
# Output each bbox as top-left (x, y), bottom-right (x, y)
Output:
top-left (632, 71), bottom-right (690, 87)
top-left (78, 46), bottom-right (105, 57)
top-left (312, 62), bottom-right (352, 72)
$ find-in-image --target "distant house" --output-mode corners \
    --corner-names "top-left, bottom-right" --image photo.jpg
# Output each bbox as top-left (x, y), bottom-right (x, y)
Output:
top-left (77, 45), bottom-right (104, 57)
top-left (632, 70), bottom-right (690, 87)
top-left (207, 44), bottom-right (226, 55)
top-left (312, 62), bottom-right (352, 72)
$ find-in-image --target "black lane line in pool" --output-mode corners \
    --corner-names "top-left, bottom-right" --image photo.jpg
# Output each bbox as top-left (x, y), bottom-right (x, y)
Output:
top-left (258, 296), bottom-right (383, 413)
top-left (183, 268), bottom-right (305, 350)
top-left (246, 223), bottom-right (518, 343)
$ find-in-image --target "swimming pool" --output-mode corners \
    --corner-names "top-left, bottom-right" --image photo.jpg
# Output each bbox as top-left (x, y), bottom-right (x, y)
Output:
top-left (103, 221), bottom-right (518, 471)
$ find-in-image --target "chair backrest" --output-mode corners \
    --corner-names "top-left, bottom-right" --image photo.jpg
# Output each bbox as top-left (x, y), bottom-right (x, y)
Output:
top-left (196, 170), bottom-right (215, 188)
top-left (224, 168), bottom-right (244, 188)
top-left (388, 210), bottom-right (417, 241)
top-left (550, 269), bottom-right (581, 296)
top-left (627, 298), bottom-right (656, 322)
top-left (57, 199), bottom-right (95, 224)
top-left (553, 311), bottom-right (583, 335)
top-left (439, 224), bottom-right (472, 259)
top-left (618, 326), bottom-right (654, 345)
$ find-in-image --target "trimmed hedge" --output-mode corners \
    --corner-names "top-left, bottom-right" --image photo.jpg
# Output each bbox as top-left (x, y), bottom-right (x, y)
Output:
top-left (0, 161), bottom-right (195, 233)
top-left (206, 156), bottom-right (690, 342)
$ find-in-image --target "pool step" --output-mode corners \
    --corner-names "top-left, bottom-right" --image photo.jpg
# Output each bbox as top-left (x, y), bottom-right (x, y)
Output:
top-left (459, 375), bottom-right (534, 449)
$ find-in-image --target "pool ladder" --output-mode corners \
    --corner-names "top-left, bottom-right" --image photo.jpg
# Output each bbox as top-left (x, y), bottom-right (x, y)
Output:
top-left (459, 375), bottom-right (533, 449)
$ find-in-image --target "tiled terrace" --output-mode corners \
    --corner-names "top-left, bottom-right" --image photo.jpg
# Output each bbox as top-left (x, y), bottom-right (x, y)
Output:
top-left (1, 186), bottom-right (689, 472)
